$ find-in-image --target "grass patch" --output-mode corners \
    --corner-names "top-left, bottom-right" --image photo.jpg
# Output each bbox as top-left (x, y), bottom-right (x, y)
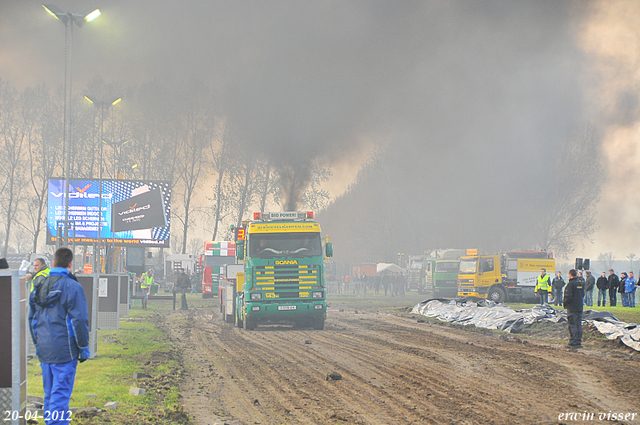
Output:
top-left (27, 307), bottom-right (192, 425)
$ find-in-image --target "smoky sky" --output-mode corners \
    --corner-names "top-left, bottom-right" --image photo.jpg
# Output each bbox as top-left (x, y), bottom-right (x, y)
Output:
top-left (2, 1), bottom-right (597, 256)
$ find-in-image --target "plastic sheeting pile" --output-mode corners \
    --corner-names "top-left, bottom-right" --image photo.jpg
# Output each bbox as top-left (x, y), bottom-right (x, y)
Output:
top-left (411, 299), bottom-right (640, 351)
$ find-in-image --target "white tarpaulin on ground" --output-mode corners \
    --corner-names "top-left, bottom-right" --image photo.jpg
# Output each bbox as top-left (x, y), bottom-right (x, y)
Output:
top-left (411, 299), bottom-right (640, 351)
top-left (377, 263), bottom-right (404, 274)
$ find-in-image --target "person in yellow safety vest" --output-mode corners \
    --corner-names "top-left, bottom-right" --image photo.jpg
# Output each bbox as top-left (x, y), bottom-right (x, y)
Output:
top-left (140, 269), bottom-right (154, 310)
top-left (535, 268), bottom-right (551, 305)
top-left (26, 258), bottom-right (50, 291)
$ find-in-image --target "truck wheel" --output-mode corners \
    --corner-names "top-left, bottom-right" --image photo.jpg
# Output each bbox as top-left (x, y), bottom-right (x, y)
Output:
top-left (488, 286), bottom-right (507, 303)
top-left (313, 316), bottom-right (325, 330)
top-left (244, 316), bottom-right (256, 330)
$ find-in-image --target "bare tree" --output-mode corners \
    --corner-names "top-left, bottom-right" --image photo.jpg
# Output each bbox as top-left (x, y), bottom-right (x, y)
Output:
top-left (0, 81), bottom-right (31, 256)
top-left (627, 253), bottom-right (637, 272)
top-left (301, 157), bottom-right (332, 212)
top-left (208, 120), bottom-right (234, 240)
top-left (23, 86), bottom-right (63, 252)
top-left (173, 80), bottom-right (216, 253)
top-left (597, 252), bottom-right (614, 271)
top-left (534, 124), bottom-right (603, 257)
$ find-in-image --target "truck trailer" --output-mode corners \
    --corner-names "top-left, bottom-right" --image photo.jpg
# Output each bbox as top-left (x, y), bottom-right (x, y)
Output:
top-left (201, 241), bottom-right (236, 298)
top-left (457, 251), bottom-right (555, 303)
top-left (233, 211), bottom-right (333, 330)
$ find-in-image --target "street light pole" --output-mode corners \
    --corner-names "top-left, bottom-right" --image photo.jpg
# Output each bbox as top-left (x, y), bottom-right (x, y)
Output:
top-left (85, 96), bottom-right (121, 272)
top-left (43, 4), bottom-right (101, 251)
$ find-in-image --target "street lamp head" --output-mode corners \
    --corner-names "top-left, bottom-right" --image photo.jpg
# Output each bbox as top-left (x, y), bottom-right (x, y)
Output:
top-left (83, 9), bottom-right (101, 23)
top-left (85, 95), bottom-right (122, 107)
top-left (43, 4), bottom-right (101, 27)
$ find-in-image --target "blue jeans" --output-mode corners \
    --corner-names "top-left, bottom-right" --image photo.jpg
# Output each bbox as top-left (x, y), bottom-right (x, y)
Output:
top-left (597, 289), bottom-right (607, 306)
top-left (629, 291), bottom-right (636, 307)
top-left (41, 359), bottom-right (78, 424)
top-left (622, 292), bottom-right (628, 307)
top-left (584, 289), bottom-right (593, 307)
top-left (553, 288), bottom-right (563, 306)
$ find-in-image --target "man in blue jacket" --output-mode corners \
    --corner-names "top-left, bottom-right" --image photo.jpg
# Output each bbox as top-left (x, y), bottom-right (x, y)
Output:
top-left (29, 247), bottom-right (90, 424)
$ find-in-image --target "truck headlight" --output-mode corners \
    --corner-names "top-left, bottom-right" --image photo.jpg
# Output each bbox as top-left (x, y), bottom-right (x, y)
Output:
top-left (251, 306), bottom-right (260, 311)
top-left (314, 304), bottom-right (323, 310)
top-left (312, 291), bottom-right (323, 298)
top-left (250, 293), bottom-right (262, 300)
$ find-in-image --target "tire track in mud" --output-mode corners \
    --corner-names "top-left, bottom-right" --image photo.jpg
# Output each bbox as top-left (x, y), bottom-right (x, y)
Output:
top-left (164, 305), bottom-right (640, 425)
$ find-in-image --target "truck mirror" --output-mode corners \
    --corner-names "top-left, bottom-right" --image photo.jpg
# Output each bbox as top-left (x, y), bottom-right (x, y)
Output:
top-left (237, 241), bottom-right (245, 260)
top-left (583, 259), bottom-right (590, 270)
top-left (575, 258), bottom-right (583, 270)
top-left (325, 242), bottom-right (333, 258)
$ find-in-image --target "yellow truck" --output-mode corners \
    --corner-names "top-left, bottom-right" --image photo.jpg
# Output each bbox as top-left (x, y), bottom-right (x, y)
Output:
top-left (457, 251), bottom-right (555, 303)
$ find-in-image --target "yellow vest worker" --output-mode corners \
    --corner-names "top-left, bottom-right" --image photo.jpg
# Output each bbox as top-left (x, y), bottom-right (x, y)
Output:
top-left (535, 273), bottom-right (551, 292)
top-left (29, 260), bottom-right (50, 291)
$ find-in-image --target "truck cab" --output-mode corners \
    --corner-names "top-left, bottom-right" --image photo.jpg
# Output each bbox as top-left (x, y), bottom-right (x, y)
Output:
top-left (457, 255), bottom-right (504, 301)
top-left (235, 211), bottom-right (333, 330)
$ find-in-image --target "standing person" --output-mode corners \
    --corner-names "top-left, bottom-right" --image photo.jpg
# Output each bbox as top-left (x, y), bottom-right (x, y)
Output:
top-left (596, 272), bottom-right (608, 307)
top-left (29, 247), bottom-right (90, 424)
top-left (535, 268), bottom-right (551, 305)
top-left (176, 268), bottom-right (190, 310)
top-left (190, 272), bottom-right (197, 294)
top-left (608, 269), bottom-right (619, 307)
top-left (563, 268), bottom-right (585, 348)
top-left (583, 271), bottom-right (595, 307)
top-left (374, 274), bottom-right (381, 295)
top-left (26, 258), bottom-right (50, 291)
top-left (382, 273), bottom-right (391, 296)
top-left (399, 272), bottom-right (406, 297)
top-left (362, 274), bottom-right (368, 296)
top-left (625, 272), bottom-right (636, 308)
top-left (619, 272), bottom-right (628, 307)
top-left (140, 269), bottom-right (154, 310)
top-left (551, 271), bottom-right (565, 307)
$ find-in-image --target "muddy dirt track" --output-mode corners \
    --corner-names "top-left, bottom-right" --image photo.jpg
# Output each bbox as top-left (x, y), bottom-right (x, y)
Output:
top-left (156, 297), bottom-right (640, 425)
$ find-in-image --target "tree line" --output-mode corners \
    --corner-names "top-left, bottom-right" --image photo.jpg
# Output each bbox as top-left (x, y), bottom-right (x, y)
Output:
top-left (0, 77), bottom-right (331, 257)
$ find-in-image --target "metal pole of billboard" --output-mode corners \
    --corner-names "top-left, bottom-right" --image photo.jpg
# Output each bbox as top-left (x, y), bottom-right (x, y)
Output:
top-left (102, 138), bottom-right (128, 273)
top-left (85, 97), bottom-right (121, 273)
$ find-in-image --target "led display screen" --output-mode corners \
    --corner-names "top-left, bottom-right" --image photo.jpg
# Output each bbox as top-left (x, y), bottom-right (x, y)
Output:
top-left (47, 179), bottom-right (171, 247)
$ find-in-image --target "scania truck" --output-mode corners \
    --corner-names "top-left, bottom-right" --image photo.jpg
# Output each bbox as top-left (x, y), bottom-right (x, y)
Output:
top-left (234, 211), bottom-right (333, 330)
top-left (457, 251), bottom-right (555, 303)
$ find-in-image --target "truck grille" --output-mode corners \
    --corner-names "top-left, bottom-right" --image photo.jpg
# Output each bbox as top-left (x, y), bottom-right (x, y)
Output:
top-left (255, 265), bottom-right (319, 287)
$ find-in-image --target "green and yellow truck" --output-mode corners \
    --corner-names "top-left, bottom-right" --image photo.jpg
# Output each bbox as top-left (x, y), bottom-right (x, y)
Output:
top-left (234, 211), bottom-right (333, 330)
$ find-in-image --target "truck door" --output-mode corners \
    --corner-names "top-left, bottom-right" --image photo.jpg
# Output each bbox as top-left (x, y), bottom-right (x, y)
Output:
top-left (478, 256), bottom-right (498, 291)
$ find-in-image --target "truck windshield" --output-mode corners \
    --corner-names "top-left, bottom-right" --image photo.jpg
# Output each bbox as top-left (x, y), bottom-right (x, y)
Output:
top-left (436, 261), bottom-right (459, 273)
top-left (459, 259), bottom-right (477, 274)
top-left (249, 232), bottom-right (322, 258)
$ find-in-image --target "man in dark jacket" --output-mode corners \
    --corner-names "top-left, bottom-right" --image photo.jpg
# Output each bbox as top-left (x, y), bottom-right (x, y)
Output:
top-left (551, 271), bottom-right (565, 306)
top-left (176, 268), bottom-right (191, 310)
top-left (583, 271), bottom-right (595, 307)
top-left (29, 247), bottom-right (90, 424)
top-left (596, 272), bottom-right (608, 307)
top-left (608, 269), bottom-right (619, 307)
top-left (563, 269), bottom-right (584, 348)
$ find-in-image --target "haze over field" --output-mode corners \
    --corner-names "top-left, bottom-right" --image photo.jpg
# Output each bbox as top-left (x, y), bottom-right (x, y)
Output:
top-left (2, 1), bottom-right (640, 262)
